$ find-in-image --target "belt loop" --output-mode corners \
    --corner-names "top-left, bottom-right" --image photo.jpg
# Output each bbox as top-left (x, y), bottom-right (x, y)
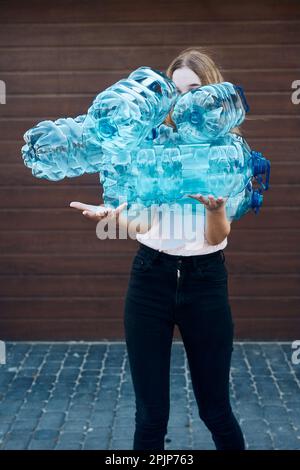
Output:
top-left (220, 250), bottom-right (225, 262)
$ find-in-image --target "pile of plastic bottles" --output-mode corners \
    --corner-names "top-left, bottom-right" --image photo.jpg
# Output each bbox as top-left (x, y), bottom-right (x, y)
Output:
top-left (21, 66), bottom-right (270, 221)
top-left (22, 67), bottom-right (177, 181)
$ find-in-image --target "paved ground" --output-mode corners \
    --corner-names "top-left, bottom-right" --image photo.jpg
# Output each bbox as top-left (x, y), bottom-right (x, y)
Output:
top-left (0, 342), bottom-right (299, 450)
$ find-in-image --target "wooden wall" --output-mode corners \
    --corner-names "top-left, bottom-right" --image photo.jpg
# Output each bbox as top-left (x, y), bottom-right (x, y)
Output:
top-left (0, 0), bottom-right (299, 340)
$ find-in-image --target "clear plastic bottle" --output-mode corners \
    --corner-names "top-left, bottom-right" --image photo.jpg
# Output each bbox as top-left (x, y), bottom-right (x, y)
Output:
top-left (225, 180), bottom-right (264, 222)
top-left (85, 66), bottom-right (178, 154)
top-left (178, 133), bottom-right (270, 198)
top-left (22, 114), bottom-right (103, 180)
top-left (172, 82), bottom-right (249, 143)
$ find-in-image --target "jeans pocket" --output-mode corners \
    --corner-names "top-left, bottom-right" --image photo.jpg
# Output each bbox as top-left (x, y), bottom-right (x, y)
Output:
top-left (200, 258), bottom-right (228, 282)
top-left (131, 252), bottom-right (154, 274)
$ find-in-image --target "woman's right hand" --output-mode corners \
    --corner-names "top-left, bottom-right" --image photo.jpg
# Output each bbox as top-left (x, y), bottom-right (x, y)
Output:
top-left (69, 201), bottom-right (128, 224)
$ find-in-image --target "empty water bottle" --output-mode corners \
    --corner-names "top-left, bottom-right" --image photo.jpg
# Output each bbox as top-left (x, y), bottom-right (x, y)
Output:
top-left (172, 82), bottom-right (249, 143)
top-left (225, 180), bottom-right (264, 222)
top-left (85, 66), bottom-right (178, 153)
top-left (179, 132), bottom-right (270, 198)
top-left (160, 147), bottom-right (183, 200)
top-left (22, 114), bottom-right (103, 180)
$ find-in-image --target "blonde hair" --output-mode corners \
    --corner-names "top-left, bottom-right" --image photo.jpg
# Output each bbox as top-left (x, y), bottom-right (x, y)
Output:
top-left (164, 47), bottom-right (241, 135)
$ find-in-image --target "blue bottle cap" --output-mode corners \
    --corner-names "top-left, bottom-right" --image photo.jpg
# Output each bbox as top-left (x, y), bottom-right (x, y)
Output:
top-left (251, 189), bottom-right (264, 214)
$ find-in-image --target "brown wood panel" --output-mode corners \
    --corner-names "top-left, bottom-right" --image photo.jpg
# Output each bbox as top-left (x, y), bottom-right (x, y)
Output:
top-left (0, 298), bottom-right (125, 319)
top-left (0, 274), bottom-right (130, 297)
top-left (0, 164), bottom-right (101, 186)
top-left (1, 0), bottom-right (300, 22)
top-left (1, 45), bottom-right (299, 72)
top-left (0, 0), bottom-right (299, 340)
top-left (0, 319), bottom-right (126, 341)
top-left (1, 21), bottom-right (300, 47)
top-left (0, 186), bottom-right (104, 208)
top-left (248, 139), bottom-right (300, 163)
top-left (233, 319), bottom-right (300, 341)
top-left (0, 254), bottom-right (132, 275)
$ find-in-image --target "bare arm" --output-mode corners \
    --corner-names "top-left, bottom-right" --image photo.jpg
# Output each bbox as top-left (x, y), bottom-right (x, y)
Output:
top-left (69, 201), bottom-right (156, 239)
top-left (187, 194), bottom-right (231, 245)
top-left (204, 204), bottom-right (231, 245)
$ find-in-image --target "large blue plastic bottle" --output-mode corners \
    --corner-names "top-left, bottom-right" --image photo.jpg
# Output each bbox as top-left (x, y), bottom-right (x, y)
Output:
top-left (172, 82), bottom-right (249, 143)
top-left (85, 66), bottom-right (178, 153)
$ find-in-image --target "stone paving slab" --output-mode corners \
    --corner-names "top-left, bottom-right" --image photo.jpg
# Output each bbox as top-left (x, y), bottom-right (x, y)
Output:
top-left (0, 342), bottom-right (299, 450)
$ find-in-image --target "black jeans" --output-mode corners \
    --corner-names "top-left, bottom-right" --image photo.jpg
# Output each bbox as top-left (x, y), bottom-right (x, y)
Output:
top-left (124, 242), bottom-right (245, 451)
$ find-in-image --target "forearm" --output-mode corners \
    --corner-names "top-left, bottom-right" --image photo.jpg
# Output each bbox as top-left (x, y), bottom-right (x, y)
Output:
top-left (118, 207), bottom-right (154, 237)
top-left (205, 206), bottom-right (231, 245)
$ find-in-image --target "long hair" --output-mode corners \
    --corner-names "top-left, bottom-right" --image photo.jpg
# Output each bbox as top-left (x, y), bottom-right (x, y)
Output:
top-left (164, 47), bottom-right (241, 135)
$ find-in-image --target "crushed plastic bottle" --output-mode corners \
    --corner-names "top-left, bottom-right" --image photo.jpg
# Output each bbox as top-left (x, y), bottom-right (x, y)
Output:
top-left (225, 180), bottom-right (264, 221)
top-left (85, 66), bottom-right (178, 153)
top-left (22, 114), bottom-right (103, 181)
top-left (172, 82), bottom-right (249, 143)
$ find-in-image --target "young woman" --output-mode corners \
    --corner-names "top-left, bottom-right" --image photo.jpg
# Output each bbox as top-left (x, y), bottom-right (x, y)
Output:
top-left (70, 47), bottom-right (245, 451)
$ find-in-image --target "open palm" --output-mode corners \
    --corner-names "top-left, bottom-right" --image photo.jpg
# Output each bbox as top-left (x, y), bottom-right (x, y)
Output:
top-left (187, 194), bottom-right (228, 211)
top-left (69, 201), bottom-right (128, 223)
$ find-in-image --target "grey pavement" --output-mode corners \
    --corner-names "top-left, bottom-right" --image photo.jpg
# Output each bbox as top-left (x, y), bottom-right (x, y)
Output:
top-left (0, 342), bottom-right (299, 450)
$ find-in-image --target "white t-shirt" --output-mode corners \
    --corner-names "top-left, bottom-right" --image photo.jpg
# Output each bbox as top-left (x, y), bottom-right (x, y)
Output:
top-left (136, 201), bottom-right (228, 256)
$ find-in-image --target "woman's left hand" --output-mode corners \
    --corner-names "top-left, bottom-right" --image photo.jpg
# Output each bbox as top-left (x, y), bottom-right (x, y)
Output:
top-left (187, 194), bottom-right (228, 212)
